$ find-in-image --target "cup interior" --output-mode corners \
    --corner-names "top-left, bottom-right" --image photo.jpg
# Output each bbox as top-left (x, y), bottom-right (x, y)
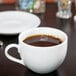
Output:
top-left (19, 27), bottom-right (67, 46)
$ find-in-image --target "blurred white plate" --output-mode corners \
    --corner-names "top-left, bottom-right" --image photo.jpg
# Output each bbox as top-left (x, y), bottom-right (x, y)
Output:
top-left (0, 11), bottom-right (40, 35)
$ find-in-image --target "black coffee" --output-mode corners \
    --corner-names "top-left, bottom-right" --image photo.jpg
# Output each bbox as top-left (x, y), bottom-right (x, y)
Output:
top-left (23, 34), bottom-right (63, 47)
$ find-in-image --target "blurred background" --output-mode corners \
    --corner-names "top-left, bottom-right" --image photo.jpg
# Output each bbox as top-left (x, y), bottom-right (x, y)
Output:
top-left (0, 0), bottom-right (74, 4)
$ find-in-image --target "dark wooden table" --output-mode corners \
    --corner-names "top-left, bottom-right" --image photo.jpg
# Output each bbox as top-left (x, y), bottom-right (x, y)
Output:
top-left (0, 3), bottom-right (76, 76)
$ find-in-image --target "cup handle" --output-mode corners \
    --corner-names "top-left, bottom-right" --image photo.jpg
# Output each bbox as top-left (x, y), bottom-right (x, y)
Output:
top-left (5, 44), bottom-right (24, 65)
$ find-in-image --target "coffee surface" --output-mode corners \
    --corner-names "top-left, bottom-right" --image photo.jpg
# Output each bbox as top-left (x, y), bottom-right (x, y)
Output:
top-left (23, 34), bottom-right (63, 47)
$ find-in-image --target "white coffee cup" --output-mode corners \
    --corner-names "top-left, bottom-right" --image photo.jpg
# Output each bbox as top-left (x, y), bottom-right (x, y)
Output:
top-left (5, 27), bottom-right (68, 74)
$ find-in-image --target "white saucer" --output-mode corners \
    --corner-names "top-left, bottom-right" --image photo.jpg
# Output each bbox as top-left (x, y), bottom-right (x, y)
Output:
top-left (0, 11), bottom-right (41, 35)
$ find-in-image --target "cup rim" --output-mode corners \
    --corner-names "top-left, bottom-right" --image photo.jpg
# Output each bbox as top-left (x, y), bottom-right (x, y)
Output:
top-left (19, 27), bottom-right (68, 48)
